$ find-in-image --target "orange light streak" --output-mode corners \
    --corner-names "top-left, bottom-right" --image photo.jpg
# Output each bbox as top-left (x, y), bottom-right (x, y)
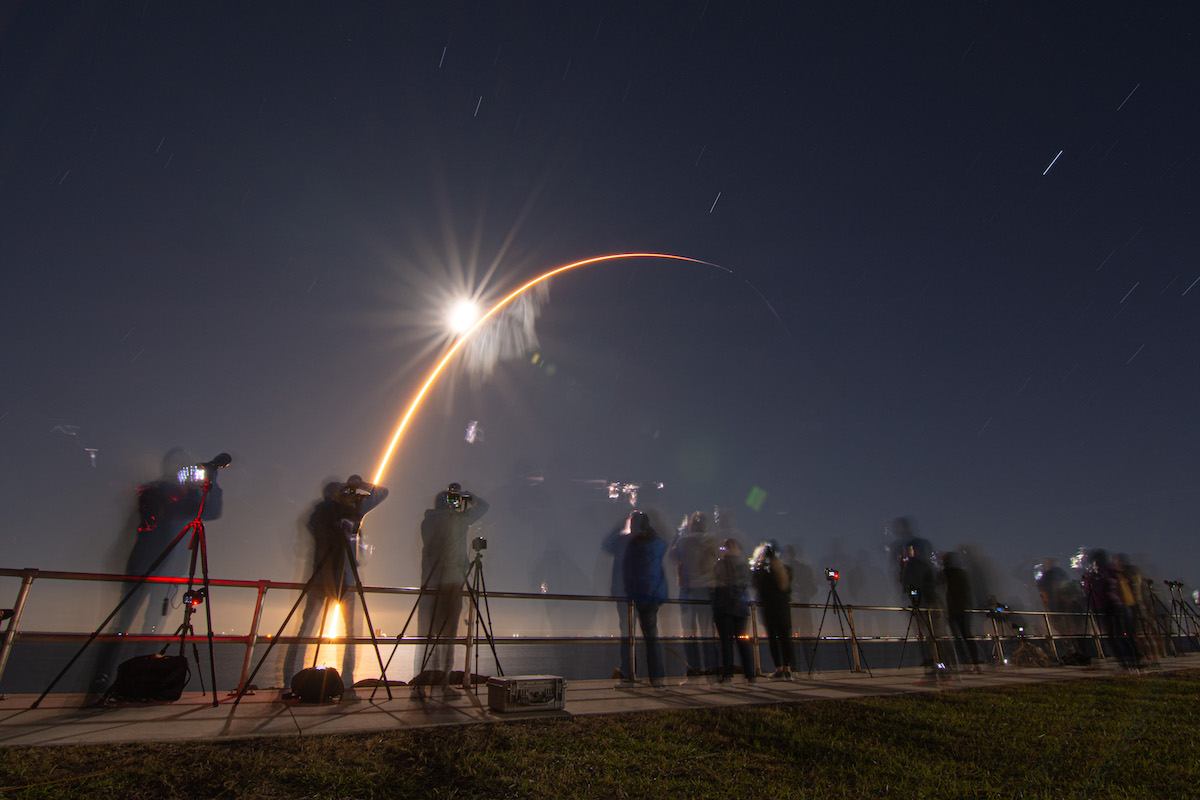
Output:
top-left (371, 252), bottom-right (729, 485)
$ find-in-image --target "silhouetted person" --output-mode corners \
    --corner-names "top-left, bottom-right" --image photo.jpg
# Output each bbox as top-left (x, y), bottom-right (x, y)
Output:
top-left (1037, 557), bottom-right (1087, 661)
top-left (1083, 549), bottom-right (1138, 671)
top-left (752, 541), bottom-right (794, 679)
top-left (602, 516), bottom-right (634, 683)
top-left (712, 537), bottom-right (755, 683)
top-left (891, 517), bottom-right (944, 679)
top-left (282, 475), bottom-right (388, 687)
top-left (94, 449), bottom-right (223, 690)
top-left (415, 482), bottom-right (489, 698)
top-left (1111, 553), bottom-right (1146, 670)
top-left (942, 551), bottom-right (982, 672)
top-left (671, 511), bottom-right (718, 678)
top-left (622, 511), bottom-right (668, 687)
top-left (782, 544), bottom-right (816, 638)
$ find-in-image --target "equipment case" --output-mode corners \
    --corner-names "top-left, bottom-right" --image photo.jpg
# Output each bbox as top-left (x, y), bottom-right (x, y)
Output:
top-left (486, 674), bottom-right (566, 712)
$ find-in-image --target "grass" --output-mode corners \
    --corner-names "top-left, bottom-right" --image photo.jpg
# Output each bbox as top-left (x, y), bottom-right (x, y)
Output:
top-left (1, 670), bottom-right (1198, 799)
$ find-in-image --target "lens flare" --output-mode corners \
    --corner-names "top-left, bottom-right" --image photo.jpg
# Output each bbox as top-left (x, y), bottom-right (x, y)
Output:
top-left (371, 252), bottom-right (731, 484)
top-left (447, 299), bottom-right (479, 333)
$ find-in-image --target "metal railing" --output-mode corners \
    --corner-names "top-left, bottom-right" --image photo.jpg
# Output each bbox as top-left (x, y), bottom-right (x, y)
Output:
top-left (1, 566), bottom-right (1197, 697)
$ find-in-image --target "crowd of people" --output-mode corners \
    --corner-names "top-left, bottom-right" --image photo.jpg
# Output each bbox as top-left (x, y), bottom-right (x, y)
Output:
top-left (100, 462), bottom-right (1191, 696)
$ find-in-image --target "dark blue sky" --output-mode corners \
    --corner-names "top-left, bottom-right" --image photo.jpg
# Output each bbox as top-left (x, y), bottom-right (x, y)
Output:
top-left (1, 2), bottom-right (1197, 619)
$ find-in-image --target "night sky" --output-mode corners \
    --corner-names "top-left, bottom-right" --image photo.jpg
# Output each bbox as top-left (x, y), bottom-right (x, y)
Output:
top-left (2, 3), bottom-right (1197, 632)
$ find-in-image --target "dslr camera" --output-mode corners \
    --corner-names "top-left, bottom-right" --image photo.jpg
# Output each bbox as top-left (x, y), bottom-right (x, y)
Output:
top-left (445, 482), bottom-right (472, 512)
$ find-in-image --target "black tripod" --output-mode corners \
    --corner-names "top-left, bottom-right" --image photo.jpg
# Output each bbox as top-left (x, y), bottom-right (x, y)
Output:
top-left (897, 590), bottom-right (943, 671)
top-left (1165, 581), bottom-right (1200, 652)
top-left (808, 572), bottom-right (871, 676)
top-left (402, 542), bottom-right (503, 697)
top-left (462, 543), bottom-right (504, 690)
top-left (234, 509), bottom-right (392, 704)
top-left (33, 461), bottom-right (228, 709)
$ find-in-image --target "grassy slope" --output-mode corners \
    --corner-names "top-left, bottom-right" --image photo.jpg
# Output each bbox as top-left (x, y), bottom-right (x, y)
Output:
top-left (1, 670), bottom-right (1198, 799)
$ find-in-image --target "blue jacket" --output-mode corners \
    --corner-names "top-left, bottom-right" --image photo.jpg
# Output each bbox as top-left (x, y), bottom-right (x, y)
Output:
top-left (623, 532), bottom-right (668, 605)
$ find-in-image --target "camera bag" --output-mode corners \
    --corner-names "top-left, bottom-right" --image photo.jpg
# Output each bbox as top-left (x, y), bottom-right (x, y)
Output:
top-left (290, 666), bottom-right (344, 703)
top-left (104, 653), bottom-right (190, 702)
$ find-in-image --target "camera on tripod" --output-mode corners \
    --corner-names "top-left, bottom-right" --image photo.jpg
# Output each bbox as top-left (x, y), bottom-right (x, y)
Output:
top-left (906, 585), bottom-right (921, 606)
top-left (472, 536), bottom-right (487, 552)
top-left (1166, 580), bottom-right (1184, 589)
top-left (825, 568), bottom-right (839, 583)
top-left (182, 588), bottom-right (206, 608)
top-left (175, 453), bottom-right (232, 485)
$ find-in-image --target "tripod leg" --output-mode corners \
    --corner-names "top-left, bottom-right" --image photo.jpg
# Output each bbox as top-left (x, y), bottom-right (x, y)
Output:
top-left (466, 559), bottom-right (503, 679)
top-left (196, 529), bottom-right (219, 706)
top-left (32, 520), bottom-right (199, 708)
top-left (233, 546), bottom-right (336, 705)
top-left (896, 606), bottom-right (917, 669)
top-left (343, 538), bottom-right (392, 700)
top-left (808, 589), bottom-right (835, 676)
top-left (835, 594), bottom-right (871, 676)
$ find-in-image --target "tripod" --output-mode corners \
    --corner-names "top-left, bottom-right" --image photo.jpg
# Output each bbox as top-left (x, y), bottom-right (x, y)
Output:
top-left (1165, 582), bottom-right (1200, 652)
top-left (897, 597), bottom-right (943, 672)
top-left (234, 510), bottom-right (392, 704)
top-left (462, 546), bottom-right (503, 690)
top-left (33, 474), bottom-right (222, 708)
top-left (808, 576), bottom-right (871, 676)
top-left (403, 545), bottom-right (504, 697)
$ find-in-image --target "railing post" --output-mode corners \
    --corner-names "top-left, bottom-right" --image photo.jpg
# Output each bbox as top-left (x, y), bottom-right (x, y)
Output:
top-left (0, 569), bottom-right (39, 692)
top-left (749, 601), bottom-right (761, 679)
top-left (626, 600), bottom-right (636, 681)
top-left (234, 580), bottom-right (269, 695)
top-left (846, 605), bottom-right (862, 673)
top-left (1041, 611), bottom-right (1059, 663)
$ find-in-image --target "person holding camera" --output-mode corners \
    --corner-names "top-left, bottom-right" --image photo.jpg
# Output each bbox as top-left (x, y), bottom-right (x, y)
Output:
top-left (622, 511), bottom-right (669, 688)
top-left (283, 475), bottom-right (388, 689)
top-left (415, 482), bottom-right (489, 698)
top-left (751, 541), bottom-right (794, 680)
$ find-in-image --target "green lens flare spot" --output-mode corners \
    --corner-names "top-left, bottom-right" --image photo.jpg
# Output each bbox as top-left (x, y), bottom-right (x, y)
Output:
top-left (745, 486), bottom-right (767, 512)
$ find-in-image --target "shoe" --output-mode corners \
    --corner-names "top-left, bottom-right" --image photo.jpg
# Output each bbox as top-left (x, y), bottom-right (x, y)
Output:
top-left (409, 686), bottom-right (427, 700)
top-left (440, 686), bottom-right (462, 700)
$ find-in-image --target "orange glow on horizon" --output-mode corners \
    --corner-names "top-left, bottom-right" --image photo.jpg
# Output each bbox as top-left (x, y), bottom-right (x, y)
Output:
top-left (371, 253), bottom-right (729, 485)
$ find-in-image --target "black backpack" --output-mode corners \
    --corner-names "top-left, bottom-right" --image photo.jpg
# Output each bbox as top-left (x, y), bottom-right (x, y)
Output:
top-left (104, 653), bottom-right (191, 702)
top-left (290, 666), bottom-right (344, 702)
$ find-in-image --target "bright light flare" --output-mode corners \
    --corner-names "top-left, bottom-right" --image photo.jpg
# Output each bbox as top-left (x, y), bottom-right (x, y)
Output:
top-left (447, 299), bottom-right (479, 333)
top-left (371, 253), bottom-right (731, 485)
top-left (322, 602), bottom-right (342, 640)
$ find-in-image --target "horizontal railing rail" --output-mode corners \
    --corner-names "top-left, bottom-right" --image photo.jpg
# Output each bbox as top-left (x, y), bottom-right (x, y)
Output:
top-left (2, 566), bottom-right (1197, 698)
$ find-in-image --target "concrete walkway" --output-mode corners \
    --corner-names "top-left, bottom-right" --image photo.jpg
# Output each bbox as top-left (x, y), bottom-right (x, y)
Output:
top-left (2, 654), bottom-right (1196, 748)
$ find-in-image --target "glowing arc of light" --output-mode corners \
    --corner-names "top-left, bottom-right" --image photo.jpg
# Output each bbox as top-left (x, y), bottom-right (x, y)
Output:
top-left (371, 252), bottom-right (729, 484)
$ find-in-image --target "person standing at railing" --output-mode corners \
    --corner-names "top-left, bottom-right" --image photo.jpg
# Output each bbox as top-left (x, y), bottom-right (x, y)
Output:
top-left (671, 511), bottom-right (718, 681)
top-left (282, 475), bottom-right (388, 689)
top-left (93, 448), bottom-right (224, 692)
top-left (751, 541), bottom-right (794, 680)
top-left (941, 551), bottom-right (982, 673)
top-left (415, 482), bottom-right (489, 699)
top-left (712, 537), bottom-right (755, 684)
top-left (890, 517), bottom-right (945, 682)
top-left (622, 510), bottom-right (668, 688)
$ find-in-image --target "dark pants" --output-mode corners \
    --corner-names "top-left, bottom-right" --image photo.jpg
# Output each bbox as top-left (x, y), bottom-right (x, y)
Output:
top-left (283, 588), bottom-right (357, 683)
top-left (947, 609), bottom-right (980, 665)
top-left (634, 601), bottom-right (664, 684)
top-left (714, 612), bottom-right (754, 680)
top-left (761, 601), bottom-right (794, 670)
top-left (679, 587), bottom-right (716, 673)
top-left (417, 583), bottom-right (463, 686)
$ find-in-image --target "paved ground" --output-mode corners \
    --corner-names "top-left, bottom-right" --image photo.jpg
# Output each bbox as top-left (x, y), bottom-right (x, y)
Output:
top-left (1, 654), bottom-right (1196, 748)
